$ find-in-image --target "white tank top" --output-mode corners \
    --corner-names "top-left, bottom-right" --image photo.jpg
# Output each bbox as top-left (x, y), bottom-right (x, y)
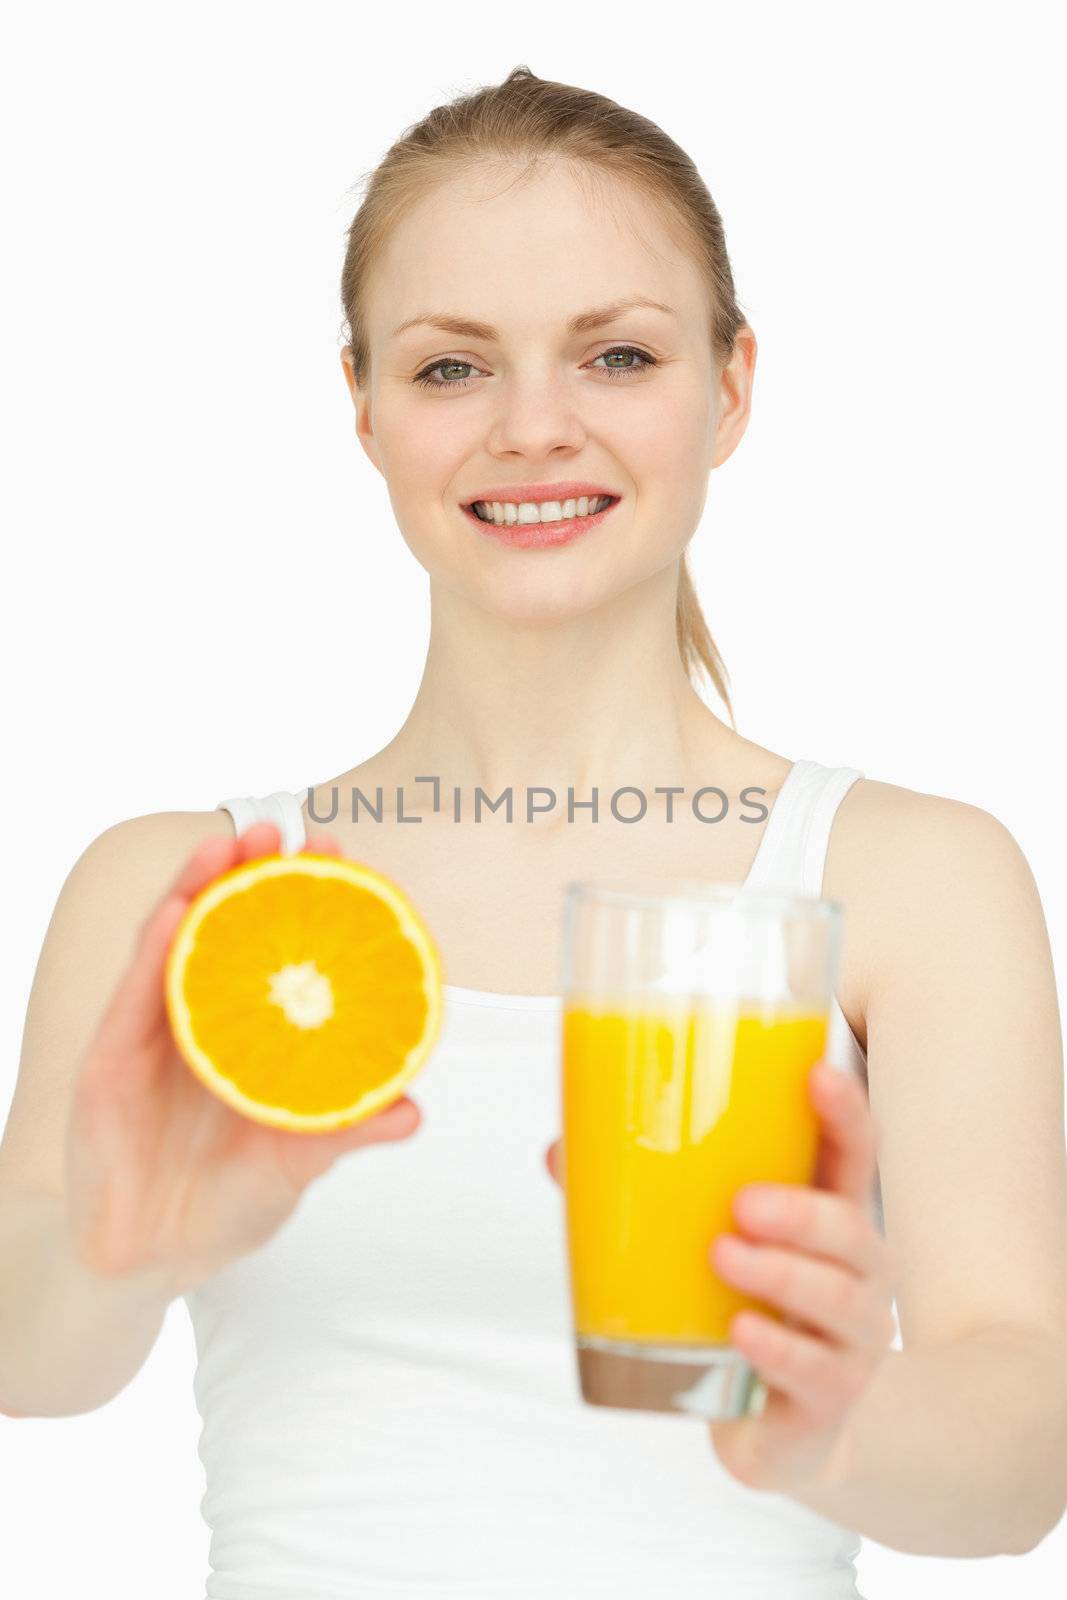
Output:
top-left (185, 758), bottom-right (878, 1598)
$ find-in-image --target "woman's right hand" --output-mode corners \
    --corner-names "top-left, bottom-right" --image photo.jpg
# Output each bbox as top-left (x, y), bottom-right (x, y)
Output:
top-left (65, 820), bottom-right (422, 1299)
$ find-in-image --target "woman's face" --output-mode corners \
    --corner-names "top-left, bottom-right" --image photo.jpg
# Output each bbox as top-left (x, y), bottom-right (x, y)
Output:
top-left (343, 159), bottom-right (754, 624)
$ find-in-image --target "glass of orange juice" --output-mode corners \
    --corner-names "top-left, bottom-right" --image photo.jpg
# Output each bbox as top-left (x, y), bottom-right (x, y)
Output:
top-left (560, 880), bottom-right (842, 1421)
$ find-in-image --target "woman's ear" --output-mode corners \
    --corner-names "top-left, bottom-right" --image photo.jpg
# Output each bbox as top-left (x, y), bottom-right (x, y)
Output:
top-left (711, 324), bottom-right (757, 471)
top-left (340, 345), bottom-right (383, 475)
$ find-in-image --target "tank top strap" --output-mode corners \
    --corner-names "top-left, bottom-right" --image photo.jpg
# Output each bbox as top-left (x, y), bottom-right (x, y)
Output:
top-left (215, 787), bottom-right (310, 854)
top-left (745, 759), bottom-right (864, 898)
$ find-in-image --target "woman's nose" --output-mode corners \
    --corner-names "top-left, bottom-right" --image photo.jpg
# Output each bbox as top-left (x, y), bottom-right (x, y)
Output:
top-left (485, 371), bottom-right (588, 458)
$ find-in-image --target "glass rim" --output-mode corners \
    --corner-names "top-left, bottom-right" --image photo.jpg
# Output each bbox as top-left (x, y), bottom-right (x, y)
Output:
top-left (564, 877), bottom-right (841, 919)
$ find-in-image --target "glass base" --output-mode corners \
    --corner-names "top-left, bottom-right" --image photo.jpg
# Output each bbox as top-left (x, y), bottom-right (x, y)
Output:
top-left (576, 1333), bottom-right (769, 1420)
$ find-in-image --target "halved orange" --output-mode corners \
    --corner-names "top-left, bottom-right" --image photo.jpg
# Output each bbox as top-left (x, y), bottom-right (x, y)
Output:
top-left (164, 852), bottom-right (443, 1132)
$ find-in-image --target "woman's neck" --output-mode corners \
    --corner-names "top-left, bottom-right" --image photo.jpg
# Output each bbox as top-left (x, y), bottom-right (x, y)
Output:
top-left (374, 574), bottom-right (740, 803)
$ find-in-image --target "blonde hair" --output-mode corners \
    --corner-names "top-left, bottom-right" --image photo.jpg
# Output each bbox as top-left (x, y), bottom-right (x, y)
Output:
top-left (341, 65), bottom-right (748, 725)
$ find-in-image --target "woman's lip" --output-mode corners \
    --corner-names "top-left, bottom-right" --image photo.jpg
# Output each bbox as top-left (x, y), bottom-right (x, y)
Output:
top-left (461, 497), bottom-right (620, 548)
top-left (462, 485), bottom-right (622, 507)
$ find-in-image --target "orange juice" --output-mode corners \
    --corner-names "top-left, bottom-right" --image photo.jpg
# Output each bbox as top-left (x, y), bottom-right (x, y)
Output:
top-left (562, 1000), bottom-right (827, 1345)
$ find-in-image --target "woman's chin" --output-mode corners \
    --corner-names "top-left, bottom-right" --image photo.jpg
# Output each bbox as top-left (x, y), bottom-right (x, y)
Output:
top-left (467, 574), bottom-right (619, 626)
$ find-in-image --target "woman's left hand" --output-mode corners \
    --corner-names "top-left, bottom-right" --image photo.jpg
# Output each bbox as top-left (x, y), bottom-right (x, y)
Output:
top-left (703, 1060), bottom-right (899, 1493)
top-left (544, 1060), bottom-right (900, 1497)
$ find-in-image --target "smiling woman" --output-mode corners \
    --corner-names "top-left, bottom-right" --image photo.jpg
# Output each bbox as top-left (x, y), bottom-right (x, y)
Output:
top-left (339, 73), bottom-right (749, 708)
top-left (5, 56), bottom-right (1066, 1600)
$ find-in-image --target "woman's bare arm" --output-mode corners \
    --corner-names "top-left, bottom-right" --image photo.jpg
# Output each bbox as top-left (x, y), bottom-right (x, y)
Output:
top-left (0, 810), bottom-right (232, 1416)
top-left (1, 807), bottom-right (418, 1419)
top-left (787, 790), bottom-right (1067, 1554)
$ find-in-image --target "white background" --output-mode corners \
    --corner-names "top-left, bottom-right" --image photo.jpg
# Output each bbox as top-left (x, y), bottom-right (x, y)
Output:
top-left (1, 2), bottom-right (1064, 1595)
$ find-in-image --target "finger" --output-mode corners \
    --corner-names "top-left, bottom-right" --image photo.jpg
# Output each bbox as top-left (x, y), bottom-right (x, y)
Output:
top-left (167, 833), bottom-right (241, 901)
top-left (732, 1184), bottom-right (885, 1278)
top-left (303, 829), bottom-right (343, 856)
top-left (809, 1062), bottom-right (879, 1208)
top-left (166, 821), bottom-right (282, 906)
top-left (268, 1096), bottom-right (422, 1189)
top-left (730, 1309), bottom-right (874, 1421)
top-left (545, 1138), bottom-right (564, 1187)
top-left (713, 1235), bottom-right (896, 1350)
top-left (234, 820), bottom-right (286, 864)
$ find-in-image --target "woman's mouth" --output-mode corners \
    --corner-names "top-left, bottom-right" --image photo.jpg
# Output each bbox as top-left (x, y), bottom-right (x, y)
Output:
top-left (460, 494), bottom-right (621, 549)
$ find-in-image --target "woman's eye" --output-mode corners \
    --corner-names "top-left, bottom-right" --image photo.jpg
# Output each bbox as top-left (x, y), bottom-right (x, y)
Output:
top-left (413, 359), bottom-right (479, 390)
top-left (590, 345), bottom-right (659, 380)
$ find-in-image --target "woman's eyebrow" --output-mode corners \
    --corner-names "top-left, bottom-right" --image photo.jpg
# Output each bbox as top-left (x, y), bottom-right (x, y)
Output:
top-left (389, 296), bottom-right (678, 343)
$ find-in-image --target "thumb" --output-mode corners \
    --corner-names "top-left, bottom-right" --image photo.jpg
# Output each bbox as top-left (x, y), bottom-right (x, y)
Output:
top-left (344, 1095), bottom-right (422, 1148)
top-left (275, 1096), bottom-right (422, 1189)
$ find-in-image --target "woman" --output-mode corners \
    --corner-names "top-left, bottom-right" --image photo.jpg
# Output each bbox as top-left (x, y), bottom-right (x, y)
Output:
top-left (3, 65), bottom-right (1065, 1597)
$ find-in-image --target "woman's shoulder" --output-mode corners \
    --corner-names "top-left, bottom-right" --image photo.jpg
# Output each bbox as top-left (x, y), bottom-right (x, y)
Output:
top-left (827, 773), bottom-right (1038, 1012)
top-left (64, 806), bottom-right (238, 917)
top-left (832, 772), bottom-right (1021, 869)
top-left (77, 804), bottom-right (234, 869)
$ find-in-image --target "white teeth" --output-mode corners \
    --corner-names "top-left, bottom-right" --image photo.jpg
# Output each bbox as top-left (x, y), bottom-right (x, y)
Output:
top-left (471, 495), bottom-right (613, 524)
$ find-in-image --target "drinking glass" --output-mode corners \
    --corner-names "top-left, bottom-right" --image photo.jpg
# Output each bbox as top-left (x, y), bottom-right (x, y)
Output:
top-left (560, 880), bottom-right (842, 1421)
